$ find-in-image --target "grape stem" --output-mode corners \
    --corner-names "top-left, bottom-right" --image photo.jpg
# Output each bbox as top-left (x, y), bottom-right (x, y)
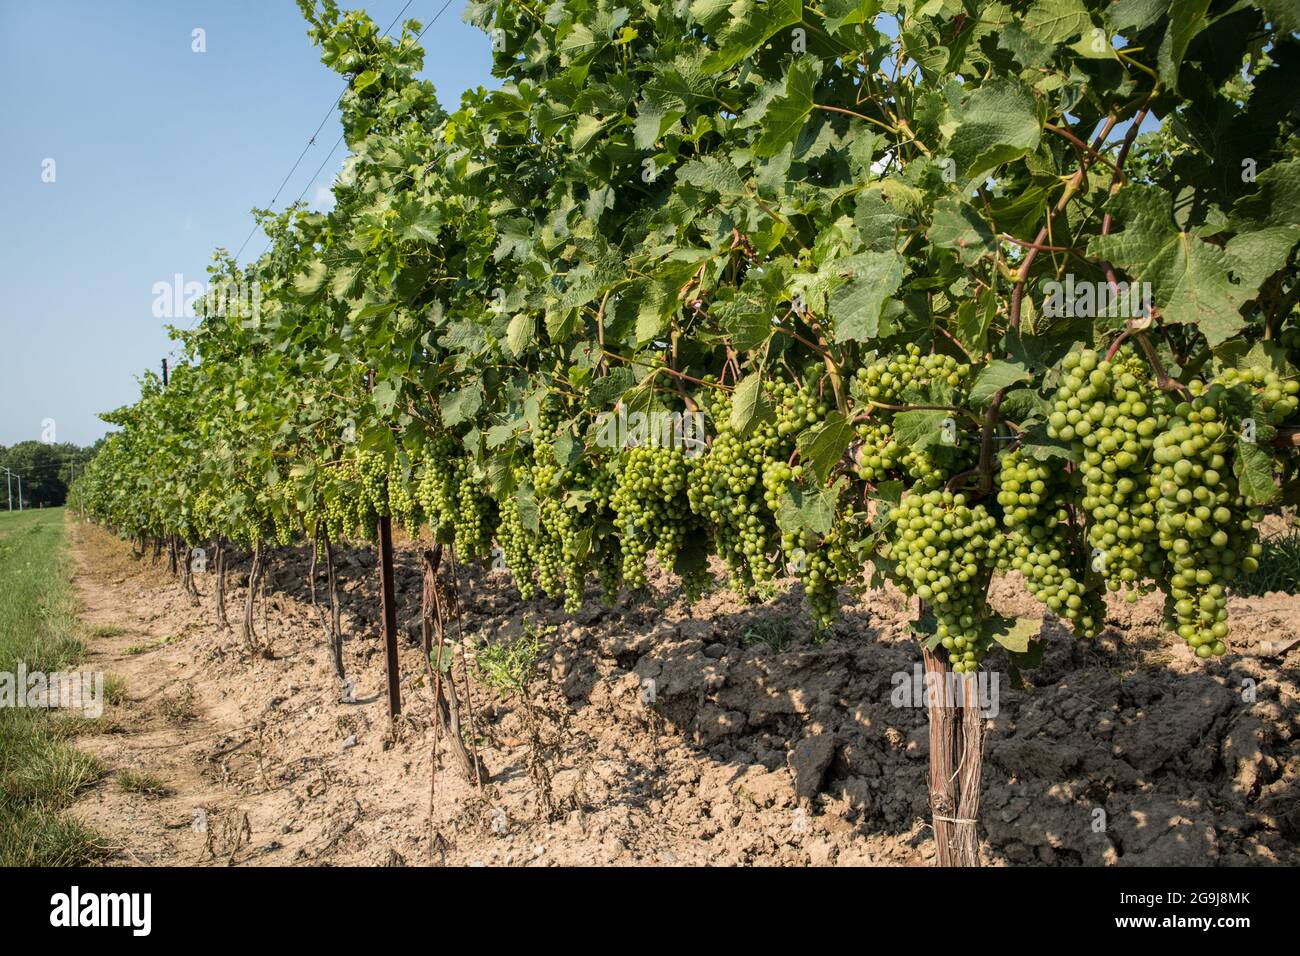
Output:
top-left (1133, 330), bottom-right (1192, 399)
top-left (771, 323), bottom-right (841, 368)
top-left (1009, 113), bottom-right (1120, 329)
top-left (669, 330), bottom-right (699, 415)
top-left (976, 390), bottom-right (1007, 496)
top-left (599, 349), bottom-right (732, 392)
top-left (595, 290), bottom-right (610, 376)
top-left (809, 319), bottom-right (847, 416)
top-left (1104, 326), bottom-right (1134, 361)
top-left (1044, 124), bottom-right (1126, 180)
top-left (934, 323), bottom-right (973, 362)
top-left (999, 234), bottom-right (1080, 254)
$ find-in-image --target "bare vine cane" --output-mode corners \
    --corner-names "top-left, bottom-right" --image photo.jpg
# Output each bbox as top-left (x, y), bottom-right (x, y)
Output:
top-left (448, 544), bottom-right (485, 792)
top-left (420, 546), bottom-right (481, 785)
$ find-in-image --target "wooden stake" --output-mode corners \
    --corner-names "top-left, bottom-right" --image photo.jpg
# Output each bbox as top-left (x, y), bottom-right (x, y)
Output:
top-left (953, 675), bottom-right (985, 867)
top-left (922, 643), bottom-right (961, 866)
top-left (376, 516), bottom-right (402, 718)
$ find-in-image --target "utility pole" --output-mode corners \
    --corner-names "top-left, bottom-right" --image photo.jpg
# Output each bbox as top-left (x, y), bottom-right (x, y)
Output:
top-left (4, 468), bottom-right (11, 512)
top-left (162, 358), bottom-right (169, 387)
top-left (17, 473), bottom-right (23, 511)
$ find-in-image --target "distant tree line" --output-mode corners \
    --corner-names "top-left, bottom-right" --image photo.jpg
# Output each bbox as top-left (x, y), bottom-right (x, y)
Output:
top-left (0, 440), bottom-right (103, 509)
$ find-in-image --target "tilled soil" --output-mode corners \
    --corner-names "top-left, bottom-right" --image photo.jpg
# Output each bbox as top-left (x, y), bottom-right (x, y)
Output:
top-left (66, 517), bottom-right (1300, 866)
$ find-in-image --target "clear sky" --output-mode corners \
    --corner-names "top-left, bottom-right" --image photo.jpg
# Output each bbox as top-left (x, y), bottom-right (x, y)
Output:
top-left (0, 0), bottom-right (494, 447)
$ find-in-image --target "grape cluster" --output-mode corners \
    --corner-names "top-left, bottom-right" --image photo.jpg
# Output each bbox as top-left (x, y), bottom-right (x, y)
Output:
top-left (1151, 389), bottom-right (1262, 657)
top-left (584, 464), bottom-right (624, 604)
top-left (852, 421), bottom-right (902, 482)
top-left (1280, 321), bottom-right (1300, 356)
top-left (454, 478), bottom-right (496, 558)
top-left (783, 521), bottom-right (858, 631)
top-left (414, 432), bottom-right (499, 557)
top-left (612, 446), bottom-right (698, 590)
top-left (358, 452), bottom-right (389, 518)
top-left (496, 469), bottom-right (538, 600)
top-left (853, 345), bottom-right (968, 401)
top-left (1212, 366), bottom-right (1300, 423)
top-left (415, 432), bottom-right (462, 539)
top-left (1041, 347), bottom-right (1300, 658)
top-left (851, 349), bottom-right (974, 489)
top-left (997, 450), bottom-right (1105, 637)
top-left (320, 457), bottom-right (379, 542)
top-left (1048, 349), bottom-right (1170, 595)
top-left (884, 488), bottom-right (1004, 672)
top-left (387, 466), bottom-right (421, 536)
top-left (526, 400), bottom-right (567, 600)
top-left (690, 382), bottom-right (825, 597)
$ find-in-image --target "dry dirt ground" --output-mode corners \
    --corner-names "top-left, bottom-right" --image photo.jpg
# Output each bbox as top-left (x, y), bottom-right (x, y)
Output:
top-left (65, 515), bottom-right (1300, 867)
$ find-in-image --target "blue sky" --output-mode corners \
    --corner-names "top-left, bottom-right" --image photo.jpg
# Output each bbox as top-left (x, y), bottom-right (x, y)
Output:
top-left (0, 0), bottom-right (494, 447)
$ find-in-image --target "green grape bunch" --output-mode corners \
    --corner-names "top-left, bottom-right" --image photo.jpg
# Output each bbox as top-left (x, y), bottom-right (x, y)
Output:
top-left (883, 488), bottom-right (1005, 673)
top-left (997, 450), bottom-right (1106, 638)
top-left (1048, 348), bottom-right (1172, 595)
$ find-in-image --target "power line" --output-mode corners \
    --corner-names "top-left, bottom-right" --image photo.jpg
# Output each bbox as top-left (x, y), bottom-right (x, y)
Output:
top-left (260, 131), bottom-right (347, 256)
top-left (257, 0), bottom-right (459, 257)
top-left (232, 0), bottom-right (418, 262)
top-left (417, 0), bottom-right (456, 42)
top-left (172, 0), bottom-right (458, 359)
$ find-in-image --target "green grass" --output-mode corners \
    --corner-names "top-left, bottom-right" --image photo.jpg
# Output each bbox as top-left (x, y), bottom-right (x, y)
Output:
top-left (125, 634), bottom-right (178, 655)
top-left (117, 769), bottom-right (169, 796)
top-left (103, 674), bottom-right (129, 706)
top-left (0, 508), bottom-right (109, 865)
top-left (738, 618), bottom-right (794, 653)
top-left (1235, 529), bottom-right (1300, 597)
top-left (88, 624), bottom-right (128, 639)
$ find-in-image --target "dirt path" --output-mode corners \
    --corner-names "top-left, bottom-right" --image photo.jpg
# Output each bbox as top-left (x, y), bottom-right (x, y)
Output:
top-left (64, 516), bottom-right (1300, 866)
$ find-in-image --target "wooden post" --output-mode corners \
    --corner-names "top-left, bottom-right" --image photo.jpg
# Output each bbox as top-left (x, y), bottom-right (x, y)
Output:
top-left (922, 643), bottom-right (960, 866)
top-left (377, 515), bottom-right (402, 718)
top-left (953, 674), bottom-right (985, 866)
top-left (921, 643), bottom-right (983, 867)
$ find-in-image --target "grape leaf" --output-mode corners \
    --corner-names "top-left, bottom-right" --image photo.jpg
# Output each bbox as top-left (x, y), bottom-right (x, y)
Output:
top-left (946, 78), bottom-right (1042, 188)
top-left (730, 373), bottom-right (774, 436)
top-left (678, 156), bottom-right (749, 197)
top-left (830, 250), bottom-right (906, 343)
top-left (1023, 0), bottom-right (1092, 44)
top-left (892, 409), bottom-right (951, 451)
top-left (1158, 0), bottom-right (1212, 92)
top-left (587, 367), bottom-right (637, 409)
top-left (440, 385), bottom-right (483, 427)
top-left (1235, 436), bottom-right (1280, 505)
top-left (969, 360), bottom-right (1030, 408)
top-left (777, 479), bottom-right (843, 536)
top-left (983, 614), bottom-right (1042, 654)
top-left (796, 411), bottom-right (855, 483)
top-left (753, 57), bottom-right (819, 158)
top-left (700, 0), bottom-right (804, 73)
top-left (1088, 185), bottom-right (1249, 346)
top-left (506, 313), bottom-right (534, 358)
top-left (928, 198), bottom-right (996, 265)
